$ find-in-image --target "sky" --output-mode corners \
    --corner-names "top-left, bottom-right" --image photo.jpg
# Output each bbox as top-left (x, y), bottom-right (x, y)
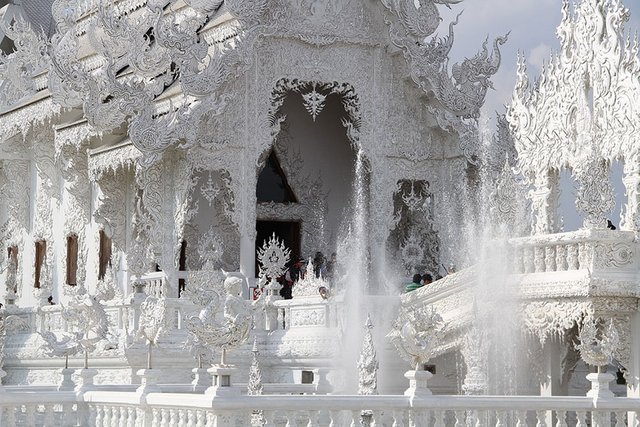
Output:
top-left (438, 0), bottom-right (640, 230)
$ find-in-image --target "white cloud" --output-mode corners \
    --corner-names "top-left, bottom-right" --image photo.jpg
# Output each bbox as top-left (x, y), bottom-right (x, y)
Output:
top-left (528, 43), bottom-right (552, 73)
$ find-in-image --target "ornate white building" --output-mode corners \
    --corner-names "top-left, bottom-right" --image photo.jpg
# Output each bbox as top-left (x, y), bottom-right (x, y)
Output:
top-left (0, 0), bottom-right (639, 425)
top-left (0, 0), bottom-right (507, 389)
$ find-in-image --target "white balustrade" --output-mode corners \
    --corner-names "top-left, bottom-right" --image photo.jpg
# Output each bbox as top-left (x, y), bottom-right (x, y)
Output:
top-left (0, 388), bottom-right (637, 426)
top-left (137, 271), bottom-right (167, 298)
top-left (510, 229), bottom-right (638, 276)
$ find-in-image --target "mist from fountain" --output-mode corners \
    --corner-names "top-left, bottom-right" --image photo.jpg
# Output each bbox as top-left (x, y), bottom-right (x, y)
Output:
top-left (454, 125), bottom-right (529, 395)
top-left (333, 148), bottom-right (370, 393)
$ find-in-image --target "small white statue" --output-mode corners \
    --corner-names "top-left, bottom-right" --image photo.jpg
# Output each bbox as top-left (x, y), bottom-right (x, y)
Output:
top-left (187, 276), bottom-right (252, 366)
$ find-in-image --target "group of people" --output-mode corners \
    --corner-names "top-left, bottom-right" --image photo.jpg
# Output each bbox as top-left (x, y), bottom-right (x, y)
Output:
top-left (404, 273), bottom-right (433, 293)
top-left (279, 251), bottom-right (337, 299)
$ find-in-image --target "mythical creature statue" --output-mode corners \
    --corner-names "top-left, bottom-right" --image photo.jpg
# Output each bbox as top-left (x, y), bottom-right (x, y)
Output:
top-left (135, 296), bottom-right (168, 369)
top-left (575, 317), bottom-right (620, 370)
top-left (387, 305), bottom-right (446, 370)
top-left (186, 276), bottom-right (252, 366)
top-left (40, 293), bottom-right (109, 369)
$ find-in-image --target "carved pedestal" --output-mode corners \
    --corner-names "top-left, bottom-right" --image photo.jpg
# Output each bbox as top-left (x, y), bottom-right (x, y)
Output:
top-left (314, 368), bottom-right (333, 394)
top-left (404, 370), bottom-right (432, 397)
top-left (264, 295), bottom-right (282, 331)
top-left (462, 366), bottom-right (488, 395)
top-left (192, 367), bottom-right (211, 391)
top-left (58, 368), bottom-right (75, 391)
top-left (586, 372), bottom-right (615, 398)
top-left (136, 369), bottom-right (161, 395)
top-left (75, 368), bottom-right (98, 392)
top-left (206, 365), bottom-right (240, 396)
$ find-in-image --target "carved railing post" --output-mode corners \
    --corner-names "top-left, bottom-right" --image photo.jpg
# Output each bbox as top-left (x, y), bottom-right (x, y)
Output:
top-left (460, 324), bottom-right (488, 396)
top-left (621, 156), bottom-right (640, 231)
top-left (529, 169), bottom-right (560, 235)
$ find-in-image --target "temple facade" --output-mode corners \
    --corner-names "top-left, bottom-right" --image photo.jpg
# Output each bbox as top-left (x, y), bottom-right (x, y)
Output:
top-left (1, 0), bottom-right (639, 417)
top-left (0, 0), bottom-right (505, 390)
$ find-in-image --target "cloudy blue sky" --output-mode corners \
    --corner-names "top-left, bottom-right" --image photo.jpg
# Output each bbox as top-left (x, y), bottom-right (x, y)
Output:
top-left (439, 0), bottom-right (640, 118)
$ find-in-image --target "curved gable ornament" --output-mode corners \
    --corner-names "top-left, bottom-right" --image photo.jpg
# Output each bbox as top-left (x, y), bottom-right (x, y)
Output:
top-left (48, 0), bottom-right (274, 158)
top-left (381, 0), bottom-right (507, 120)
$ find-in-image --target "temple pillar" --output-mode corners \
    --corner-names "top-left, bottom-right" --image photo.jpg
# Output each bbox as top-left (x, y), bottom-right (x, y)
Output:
top-left (239, 150), bottom-right (258, 291)
top-left (621, 157), bottom-right (640, 231)
top-left (529, 169), bottom-right (560, 235)
top-left (539, 341), bottom-right (565, 426)
top-left (239, 231), bottom-right (255, 289)
top-left (539, 341), bottom-right (564, 396)
top-left (368, 167), bottom-right (394, 294)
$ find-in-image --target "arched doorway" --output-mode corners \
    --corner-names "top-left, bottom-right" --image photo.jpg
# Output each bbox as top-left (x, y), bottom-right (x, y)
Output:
top-left (255, 79), bottom-right (362, 275)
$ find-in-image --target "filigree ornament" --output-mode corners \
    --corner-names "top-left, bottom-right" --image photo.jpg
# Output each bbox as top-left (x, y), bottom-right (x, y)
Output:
top-left (256, 233), bottom-right (291, 289)
top-left (389, 180), bottom-right (440, 276)
top-left (200, 172), bottom-right (221, 207)
top-left (460, 324), bottom-right (489, 395)
top-left (575, 317), bottom-right (620, 368)
top-left (136, 296), bottom-right (167, 344)
top-left (357, 314), bottom-right (379, 396)
top-left (270, 79), bottom-right (362, 150)
top-left (95, 264), bottom-right (122, 304)
top-left (301, 85), bottom-right (327, 122)
top-left (522, 301), bottom-right (590, 346)
top-left (247, 337), bottom-right (263, 396)
top-left (387, 306), bottom-right (446, 369)
top-left (400, 233), bottom-right (425, 273)
top-left (0, 15), bottom-right (50, 109)
top-left (489, 160), bottom-right (526, 235)
top-left (575, 159), bottom-right (616, 229)
top-left (197, 226), bottom-right (225, 270)
top-left (291, 260), bottom-right (329, 298)
top-left (401, 181), bottom-right (427, 211)
top-left (508, 0), bottom-right (640, 207)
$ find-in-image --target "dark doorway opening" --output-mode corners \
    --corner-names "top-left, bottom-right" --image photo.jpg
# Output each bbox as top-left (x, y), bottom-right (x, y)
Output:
top-left (256, 151), bottom-right (297, 203)
top-left (255, 220), bottom-right (301, 278)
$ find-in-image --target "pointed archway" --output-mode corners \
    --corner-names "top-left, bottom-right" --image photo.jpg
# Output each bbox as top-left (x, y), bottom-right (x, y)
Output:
top-left (256, 151), bottom-right (297, 203)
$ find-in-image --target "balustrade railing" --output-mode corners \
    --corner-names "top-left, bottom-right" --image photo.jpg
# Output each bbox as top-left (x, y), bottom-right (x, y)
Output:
top-left (510, 229), bottom-right (638, 276)
top-left (1, 389), bottom-right (639, 426)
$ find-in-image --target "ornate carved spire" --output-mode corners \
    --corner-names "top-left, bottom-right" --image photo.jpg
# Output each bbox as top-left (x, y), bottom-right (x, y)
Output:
top-left (357, 314), bottom-right (379, 396)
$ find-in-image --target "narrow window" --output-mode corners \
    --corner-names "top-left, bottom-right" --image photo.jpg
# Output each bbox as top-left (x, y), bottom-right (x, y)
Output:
top-left (6, 246), bottom-right (18, 294)
top-left (98, 230), bottom-right (112, 280)
top-left (7, 245), bottom-right (18, 265)
top-left (34, 240), bottom-right (46, 288)
top-left (66, 234), bottom-right (78, 286)
top-left (178, 240), bottom-right (187, 296)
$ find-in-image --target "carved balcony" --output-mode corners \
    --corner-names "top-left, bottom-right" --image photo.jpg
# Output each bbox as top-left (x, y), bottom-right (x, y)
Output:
top-left (399, 229), bottom-right (640, 368)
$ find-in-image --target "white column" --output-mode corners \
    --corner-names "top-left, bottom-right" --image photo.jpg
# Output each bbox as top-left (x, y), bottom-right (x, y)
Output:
top-left (530, 169), bottom-right (560, 235)
top-left (621, 158), bottom-right (640, 231)
top-left (540, 341), bottom-right (565, 426)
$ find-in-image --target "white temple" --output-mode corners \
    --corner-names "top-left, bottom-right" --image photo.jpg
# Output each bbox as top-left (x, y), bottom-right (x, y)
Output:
top-left (0, 0), bottom-right (639, 425)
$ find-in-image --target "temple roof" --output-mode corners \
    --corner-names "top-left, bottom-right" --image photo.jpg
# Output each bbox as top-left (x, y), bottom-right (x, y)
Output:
top-left (21, 0), bottom-right (55, 38)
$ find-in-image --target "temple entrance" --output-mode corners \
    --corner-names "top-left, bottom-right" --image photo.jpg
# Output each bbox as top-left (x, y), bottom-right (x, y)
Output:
top-left (255, 220), bottom-right (301, 277)
top-left (252, 79), bottom-right (365, 283)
